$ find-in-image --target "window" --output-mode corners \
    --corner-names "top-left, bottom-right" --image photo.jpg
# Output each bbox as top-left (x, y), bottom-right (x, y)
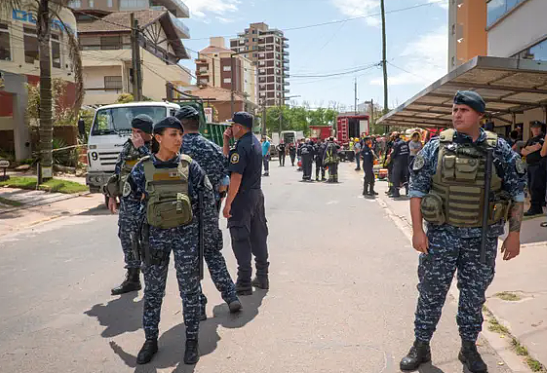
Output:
top-left (253, 53), bottom-right (257, 58)
top-left (101, 36), bottom-right (122, 50)
top-left (224, 78), bottom-right (231, 83)
top-left (69, 0), bottom-right (81, 8)
top-left (107, 0), bottom-right (113, 6)
top-left (223, 65), bottom-right (231, 72)
top-left (104, 76), bottom-right (122, 90)
top-left (514, 38), bottom-right (547, 61)
top-left (24, 26), bottom-right (39, 64)
top-left (487, 0), bottom-right (526, 27)
top-left (89, 0), bottom-right (94, 7)
top-left (252, 38), bottom-right (257, 42)
top-left (51, 34), bottom-right (61, 68)
top-left (120, 0), bottom-right (148, 10)
top-left (0, 23), bottom-right (10, 61)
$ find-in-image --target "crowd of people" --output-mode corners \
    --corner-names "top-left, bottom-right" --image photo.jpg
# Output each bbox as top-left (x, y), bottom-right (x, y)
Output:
top-left (103, 109), bottom-right (269, 366)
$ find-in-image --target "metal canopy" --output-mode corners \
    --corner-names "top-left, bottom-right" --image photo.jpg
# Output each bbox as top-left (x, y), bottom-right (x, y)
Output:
top-left (378, 56), bottom-right (547, 129)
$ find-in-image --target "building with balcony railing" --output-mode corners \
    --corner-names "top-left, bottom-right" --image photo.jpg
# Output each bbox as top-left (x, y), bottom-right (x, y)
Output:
top-left (69, 0), bottom-right (190, 21)
top-left (230, 22), bottom-right (289, 107)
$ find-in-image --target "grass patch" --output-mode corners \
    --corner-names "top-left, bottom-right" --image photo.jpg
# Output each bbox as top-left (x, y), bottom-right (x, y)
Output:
top-left (0, 196), bottom-right (24, 207)
top-left (526, 357), bottom-right (545, 372)
top-left (495, 291), bottom-right (521, 302)
top-left (511, 338), bottom-right (529, 356)
top-left (488, 318), bottom-right (510, 335)
top-left (0, 177), bottom-right (87, 194)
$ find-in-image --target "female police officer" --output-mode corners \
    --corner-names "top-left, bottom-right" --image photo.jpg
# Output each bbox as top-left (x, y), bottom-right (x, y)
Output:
top-left (123, 116), bottom-right (215, 365)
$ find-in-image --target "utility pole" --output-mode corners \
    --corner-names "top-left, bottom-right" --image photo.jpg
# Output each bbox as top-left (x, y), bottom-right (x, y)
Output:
top-left (279, 105), bottom-right (283, 137)
top-left (134, 18), bottom-right (143, 101)
top-left (354, 78), bottom-right (358, 114)
top-left (130, 13), bottom-right (140, 101)
top-left (262, 106), bottom-right (267, 137)
top-left (230, 55), bottom-right (235, 115)
top-left (380, 0), bottom-right (388, 116)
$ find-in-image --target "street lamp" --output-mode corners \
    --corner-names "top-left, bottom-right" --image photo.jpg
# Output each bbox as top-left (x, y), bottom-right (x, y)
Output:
top-left (230, 49), bottom-right (258, 115)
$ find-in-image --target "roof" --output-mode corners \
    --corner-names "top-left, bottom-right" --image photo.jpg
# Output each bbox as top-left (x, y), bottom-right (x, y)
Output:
top-left (378, 56), bottom-right (547, 129)
top-left (200, 46), bottom-right (233, 54)
top-left (96, 101), bottom-right (181, 110)
top-left (188, 86), bottom-right (246, 102)
top-left (78, 10), bottom-right (190, 60)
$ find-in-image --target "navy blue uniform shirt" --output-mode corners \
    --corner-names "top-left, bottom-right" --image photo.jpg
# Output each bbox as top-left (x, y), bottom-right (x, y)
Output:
top-left (228, 131), bottom-right (262, 191)
top-left (391, 138), bottom-right (410, 159)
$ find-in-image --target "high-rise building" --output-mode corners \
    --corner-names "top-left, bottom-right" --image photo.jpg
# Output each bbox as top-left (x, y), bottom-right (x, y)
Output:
top-left (195, 37), bottom-right (257, 105)
top-left (68, 0), bottom-right (189, 21)
top-left (230, 22), bottom-right (289, 107)
top-left (448, 0), bottom-right (487, 71)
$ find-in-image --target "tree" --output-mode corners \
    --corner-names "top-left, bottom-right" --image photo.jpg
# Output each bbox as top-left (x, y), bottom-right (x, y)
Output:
top-left (1, 0), bottom-right (84, 181)
top-left (264, 105), bottom-right (339, 138)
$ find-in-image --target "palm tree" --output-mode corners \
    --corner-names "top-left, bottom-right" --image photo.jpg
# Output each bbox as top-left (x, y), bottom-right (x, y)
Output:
top-left (0, 0), bottom-right (83, 181)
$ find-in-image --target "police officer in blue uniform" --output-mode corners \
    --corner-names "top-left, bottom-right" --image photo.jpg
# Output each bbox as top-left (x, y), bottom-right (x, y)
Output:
top-left (125, 116), bottom-right (215, 365)
top-left (176, 106), bottom-right (241, 319)
top-left (222, 112), bottom-right (269, 295)
top-left (361, 137), bottom-right (378, 196)
top-left (105, 114), bottom-right (153, 295)
top-left (400, 91), bottom-right (525, 373)
top-left (388, 132), bottom-right (410, 198)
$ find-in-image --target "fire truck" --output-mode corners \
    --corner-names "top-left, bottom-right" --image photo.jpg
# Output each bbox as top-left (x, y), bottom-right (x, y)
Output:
top-left (336, 114), bottom-right (370, 144)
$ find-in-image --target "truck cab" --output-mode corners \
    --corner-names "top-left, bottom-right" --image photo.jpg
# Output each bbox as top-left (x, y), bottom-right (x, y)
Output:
top-left (86, 101), bottom-right (180, 193)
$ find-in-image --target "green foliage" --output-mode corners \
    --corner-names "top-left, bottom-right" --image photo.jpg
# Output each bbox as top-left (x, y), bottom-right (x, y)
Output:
top-left (0, 176), bottom-right (87, 194)
top-left (116, 93), bottom-right (135, 103)
top-left (265, 105), bottom-right (338, 137)
top-left (26, 78), bottom-right (78, 126)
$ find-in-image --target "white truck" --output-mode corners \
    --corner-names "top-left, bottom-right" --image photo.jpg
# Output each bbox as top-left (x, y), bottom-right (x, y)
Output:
top-left (86, 101), bottom-right (180, 195)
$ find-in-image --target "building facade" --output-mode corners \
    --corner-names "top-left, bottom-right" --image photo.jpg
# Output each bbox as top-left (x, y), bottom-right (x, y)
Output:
top-left (78, 10), bottom-right (191, 105)
top-left (69, 0), bottom-right (190, 20)
top-left (0, 3), bottom-right (77, 160)
top-left (448, 0), bottom-right (487, 71)
top-left (195, 37), bottom-right (256, 105)
top-left (230, 22), bottom-right (289, 107)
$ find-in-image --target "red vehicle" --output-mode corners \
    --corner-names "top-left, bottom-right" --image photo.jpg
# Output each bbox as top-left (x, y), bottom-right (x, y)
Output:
top-left (309, 125), bottom-right (333, 141)
top-left (336, 114), bottom-right (370, 144)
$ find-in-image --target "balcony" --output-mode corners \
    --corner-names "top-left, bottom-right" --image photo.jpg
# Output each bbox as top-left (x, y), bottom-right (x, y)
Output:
top-left (169, 14), bottom-right (190, 39)
top-left (283, 50), bottom-right (289, 56)
top-left (283, 57), bottom-right (290, 64)
top-left (283, 42), bottom-right (289, 48)
top-left (153, 0), bottom-right (190, 17)
top-left (283, 66), bottom-right (289, 71)
top-left (284, 81), bottom-right (290, 86)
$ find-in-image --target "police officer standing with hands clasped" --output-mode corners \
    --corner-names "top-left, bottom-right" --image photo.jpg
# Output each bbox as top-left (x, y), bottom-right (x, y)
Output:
top-left (223, 112), bottom-right (270, 296)
top-left (400, 91), bottom-right (525, 373)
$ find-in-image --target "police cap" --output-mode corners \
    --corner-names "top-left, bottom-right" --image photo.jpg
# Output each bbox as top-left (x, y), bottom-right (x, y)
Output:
top-left (131, 114), bottom-right (153, 134)
top-left (531, 120), bottom-right (544, 128)
top-left (175, 105), bottom-right (200, 121)
top-left (153, 116), bottom-right (183, 134)
top-left (453, 90), bottom-right (486, 114)
top-left (232, 111), bottom-right (254, 129)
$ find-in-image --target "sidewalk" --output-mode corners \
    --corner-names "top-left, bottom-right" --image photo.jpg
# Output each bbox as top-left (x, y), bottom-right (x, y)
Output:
top-left (349, 164), bottom-right (547, 369)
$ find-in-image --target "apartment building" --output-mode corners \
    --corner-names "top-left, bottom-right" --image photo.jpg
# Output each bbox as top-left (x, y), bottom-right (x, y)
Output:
top-left (0, 3), bottom-right (77, 160)
top-left (448, 0), bottom-right (487, 71)
top-left (68, 0), bottom-right (189, 21)
top-left (79, 10), bottom-right (191, 105)
top-left (230, 22), bottom-right (289, 107)
top-left (195, 37), bottom-right (257, 105)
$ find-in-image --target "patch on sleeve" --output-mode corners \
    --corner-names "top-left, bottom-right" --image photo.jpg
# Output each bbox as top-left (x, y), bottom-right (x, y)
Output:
top-left (413, 154), bottom-right (426, 171)
top-left (231, 153), bottom-right (240, 164)
top-left (515, 157), bottom-right (526, 175)
top-left (203, 175), bottom-right (213, 191)
top-left (122, 181), bottom-right (132, 197)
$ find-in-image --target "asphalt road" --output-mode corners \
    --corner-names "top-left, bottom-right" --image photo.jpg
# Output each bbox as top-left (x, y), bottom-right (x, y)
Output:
top-left (0, 161), bottom-right (513, 373)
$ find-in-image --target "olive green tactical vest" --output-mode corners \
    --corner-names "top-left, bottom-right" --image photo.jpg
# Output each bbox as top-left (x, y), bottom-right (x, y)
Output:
top-left (421, 129), bottom-right (509, 228)
top-left (143, 155), bottom-right (193, 229)
top-left (119, 143), bottom-right (143, 192)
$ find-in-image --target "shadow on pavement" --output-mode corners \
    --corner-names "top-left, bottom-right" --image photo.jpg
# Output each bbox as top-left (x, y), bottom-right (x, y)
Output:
top-left (78, 205), bottom-right (112, 216)
top-left (108, 289), bottom-right (268, 373)
top-left (84, 292), bottom-right (143, 338)
top-left (418, 361), bottom-right (447, 373)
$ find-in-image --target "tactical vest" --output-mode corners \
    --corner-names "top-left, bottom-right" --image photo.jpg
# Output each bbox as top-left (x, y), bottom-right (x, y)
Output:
top-left (420, 130), bottom-right (509, 228)
top-left (143, 155), bottom-right (193, 229)
top-left (324, 143), bottom-right (339, 164)
top-left (119, 143), bottom-right (144, 192)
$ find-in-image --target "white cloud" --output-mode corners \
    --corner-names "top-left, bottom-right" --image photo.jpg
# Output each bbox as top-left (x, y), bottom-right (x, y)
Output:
top-left (428, 0), bottom-right (449, 10)
top-left (215, 16), bottom-right (235, 24)
top-left (370, 27), bottom-right (448, 87)
top-left (330, 0), bottom-right (380, 27)
top-left (184, 0), bottom-right (240, 18)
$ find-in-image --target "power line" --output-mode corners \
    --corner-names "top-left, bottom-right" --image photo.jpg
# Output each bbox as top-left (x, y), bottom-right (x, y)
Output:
top-left (291, 63), bottom-right (380, 78)
top-left (387, 62), bottom-right (428, 81)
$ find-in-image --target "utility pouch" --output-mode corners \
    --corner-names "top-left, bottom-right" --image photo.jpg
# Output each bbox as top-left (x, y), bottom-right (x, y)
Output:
top-left (421, 193), bottom-right (446, 225)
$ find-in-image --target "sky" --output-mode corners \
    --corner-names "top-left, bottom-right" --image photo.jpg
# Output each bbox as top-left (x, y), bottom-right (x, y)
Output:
top-left (178, 0), bottom-right (449, 111)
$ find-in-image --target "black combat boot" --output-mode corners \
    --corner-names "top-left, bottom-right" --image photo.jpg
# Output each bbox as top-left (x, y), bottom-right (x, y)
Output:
top-left (236, 281), bottom-right (253, 296)
top-left (524, 207), bottom-right (543, 216)
top-left (228, 299), bottom-right (242, 313)
top-left (370, 186), bottom-right (378, 196)
top-left (111, 268), bottom-right (141, 295)
top-left (400, 340), bottom-right (431, 371)
top-left (184, 339), bottom-right (200, 365)
top-left (459, 341), bottom-right (487, 373)
top-left (391, 188), bottom-right (401, 198)
top-left (251, 276), bottom-right (269, 290)
top-left (137, 338), bottom-right (158, 365)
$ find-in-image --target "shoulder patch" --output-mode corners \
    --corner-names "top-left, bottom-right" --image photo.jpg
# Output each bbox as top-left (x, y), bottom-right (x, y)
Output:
top-left (413, 154), bottom-right (426, 171)
top-left (122, 181), bottom-right (132, 197)
top-left (180, 154), bottom-right (193, 164)
top-left (515, 157), bottom-right (526, 175)
top-left (231, 153), bottom-right (240, 164)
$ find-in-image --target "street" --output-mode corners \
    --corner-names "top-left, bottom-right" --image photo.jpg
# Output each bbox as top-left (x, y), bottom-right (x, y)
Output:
top-left (0, 162), bottom-right (514, 373)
